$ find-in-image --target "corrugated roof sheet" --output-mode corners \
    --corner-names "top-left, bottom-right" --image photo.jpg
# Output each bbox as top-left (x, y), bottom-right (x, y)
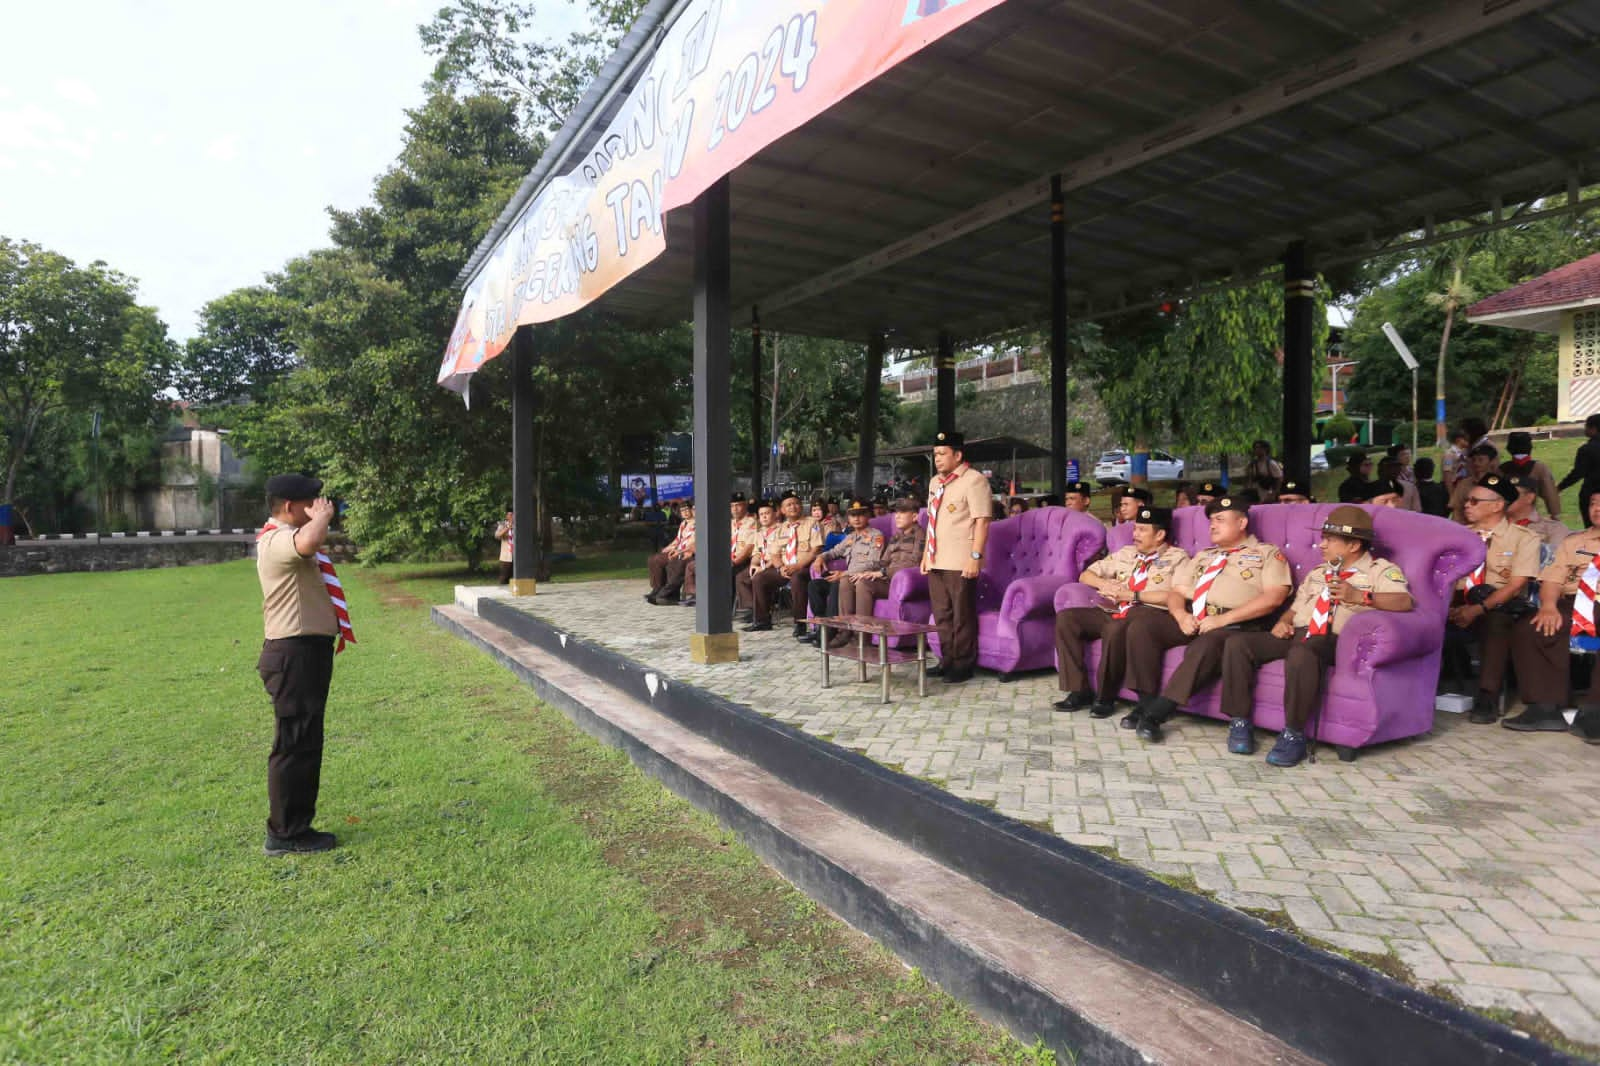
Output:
top-left (1468, 251), bottom-right (1600, 317)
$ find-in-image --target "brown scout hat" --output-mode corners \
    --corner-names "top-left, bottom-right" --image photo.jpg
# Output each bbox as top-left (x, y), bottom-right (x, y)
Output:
top-left (1321, 505), bottom-right (1375, 541)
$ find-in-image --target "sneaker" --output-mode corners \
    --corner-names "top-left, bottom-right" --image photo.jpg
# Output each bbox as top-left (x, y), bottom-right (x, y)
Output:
top-left (264, 829), bottom-right (338, 856)
top-left (1502, 703), bottom-right (1569, 732)
top-left (1468, 692), bottom-right (1499, 724)
top-left (1572, 707), bottom-right (1600, 744)
top-left (1227, 718), bottom-right (1256, 755)
top-left (1089, 700), bottom-right (1118, 719)
top-left (1265, 729), bottom-right (1307, 767)
top-left (1053, 690), bottom-right (1095, 713)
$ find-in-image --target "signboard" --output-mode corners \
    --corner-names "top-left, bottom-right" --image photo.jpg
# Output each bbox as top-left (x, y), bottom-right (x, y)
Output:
top-left (439, 0), bottom-right (1008, 393)
top-left (619, 474), bottom-right (694, 508)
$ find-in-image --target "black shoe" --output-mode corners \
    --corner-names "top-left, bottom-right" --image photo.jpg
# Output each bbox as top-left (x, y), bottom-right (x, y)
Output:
top-left (926, 663), bottom-right (945, 678)
top-left (1468, 692), bottom-right (1499, 724)
top-left (1119, 706), bottom-right (1143, 730)
top-left (941, 668), bottom-right (973, 685)
top-left (264, 829), bottom-right (337, 856)
top-left (644, 592), bottom-right (658, 605)
top-left (742, 621), bottom-right (772, 632)
top-left (1089, 700), bottom-right (1118, 719)
top-left (680, 596), bottom-right (696, 607)
top-left (1502, 703), bottom-right (1568, 732)
top-left (803, 632), bottom-right (822, 646)
top-left (1572, 707), bottom-right (1600, 744)
top-left (1136, 717), bottom-right (1164, 743)
top-left (1053, 690), bottom-right (1095, 713)
top-left (793, 623), bottom-right (808, 640)
top-left (1135, 697), bottom-right (1176, 742)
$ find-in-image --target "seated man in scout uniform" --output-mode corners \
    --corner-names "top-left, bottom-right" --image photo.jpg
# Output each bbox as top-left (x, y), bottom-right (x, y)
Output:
top-left (804, 499), bottom-right (885, 645)
top-left (1063, 481), bottom-right (1094, 513)
top-left (1447, 473), bottom-right (1541, 724)
top-left (1506, 475), bottom-right (1571, 548)
top-left (1220, 506), bottom-right (1413, 766)
top-left (1505, 492), bottom-right (1600, 739)
top-left (644, 499), bottom-right (695, 605)
top-left (735, 500), bottom-right (780, 625)
top-left (1113, 486), bottom-right (1152, 525)
top-left (1123, 495), bottom-right (1294, 743)
top-left (748, 492), bottom-right (823, 638)
top-left (684, 492), bottom-right (759, 609)
top-left (1052, 505), bottom-right (1189, 718)
top-left (834, 498), bottom-right (926, 637)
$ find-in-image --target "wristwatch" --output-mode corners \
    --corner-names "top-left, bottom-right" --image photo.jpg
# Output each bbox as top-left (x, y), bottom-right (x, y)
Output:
top-left (970, 551), bottom-right (983, 560)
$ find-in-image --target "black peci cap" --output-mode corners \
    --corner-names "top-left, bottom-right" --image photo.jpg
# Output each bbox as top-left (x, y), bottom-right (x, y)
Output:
top-left (933, 430), bottom-right (965, 450)
top-left (1204, 495), bottom-right (1251, 517)
top-left (1478, 473), bottom-right (1518, 505)
top-left (1135, 506), bottom-right (1172, 531)
top-left (265, 473), bottom-right (323, 500)
top-left (1065, 480), bottom-right (1093, 495)
top-left (1124, 486), bottom-right (1153, 504)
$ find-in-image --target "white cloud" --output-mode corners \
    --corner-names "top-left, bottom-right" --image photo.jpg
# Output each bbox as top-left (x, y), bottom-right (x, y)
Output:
top-left (0, 101), bottom-right (90, 158)
top-left (204, 133), bottom-right (241, 162)
top-left (54, 77), bottom-right (100, 108)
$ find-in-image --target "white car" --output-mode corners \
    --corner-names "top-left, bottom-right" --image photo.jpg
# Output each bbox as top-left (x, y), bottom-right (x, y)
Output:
top-left (1310, 444), bottom-right (1330, 473)
top-left (1093, 449), bottom-right (1185, 485)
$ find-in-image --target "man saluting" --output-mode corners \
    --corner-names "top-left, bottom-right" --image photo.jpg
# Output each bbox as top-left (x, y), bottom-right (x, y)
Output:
top-left (255, 473), bottom-right (354, 856)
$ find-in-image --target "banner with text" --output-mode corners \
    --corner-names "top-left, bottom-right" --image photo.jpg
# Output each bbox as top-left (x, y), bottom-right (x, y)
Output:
top-left (438, 0), bottom-right (1007, 393)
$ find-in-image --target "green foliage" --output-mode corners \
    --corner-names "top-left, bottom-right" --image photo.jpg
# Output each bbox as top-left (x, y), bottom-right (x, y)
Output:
top-left (176, 286), bottom-right (298, 406)
top-left (0, 238), bottom-right (176, 517)
top-left (1322, 414), bottom-right (1357, 443)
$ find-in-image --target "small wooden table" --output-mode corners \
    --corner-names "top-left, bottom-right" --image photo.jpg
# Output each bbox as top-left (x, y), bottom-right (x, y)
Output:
top-left (815, 614), bottom-right (939, 703)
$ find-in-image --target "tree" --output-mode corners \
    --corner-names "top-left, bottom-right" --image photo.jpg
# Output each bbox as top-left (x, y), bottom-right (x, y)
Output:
top-left (0, 239), bottom-right (175, 506)
top-left (176, 287), bottom-right (298, 407)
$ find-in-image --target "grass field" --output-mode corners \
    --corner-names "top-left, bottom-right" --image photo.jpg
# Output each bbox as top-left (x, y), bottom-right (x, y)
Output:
top-left (0, 560), bottom-right (1053, 1065)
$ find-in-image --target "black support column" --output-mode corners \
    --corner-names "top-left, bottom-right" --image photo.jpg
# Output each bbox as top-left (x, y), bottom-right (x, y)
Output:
top-left (1049, 175), bottom-right (1067, 496)
top-left (1283, 240), bottom-right (1315, 487)
top-left (855, 332), bottom-right (885, 500)
top-left (936, 331), bottom-right (956, 434)
top-left (510, 326), bottom-right (538, 595)
top-left (749, 311), bottom-right (763, 503)
top-left (691, 176), bottom-right (737, 663)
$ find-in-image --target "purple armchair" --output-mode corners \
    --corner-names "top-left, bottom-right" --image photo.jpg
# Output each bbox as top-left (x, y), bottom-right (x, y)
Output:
top-left (1053, 504), bottom-right (1485, 759)
top-left (926, 507), bottom-right (1107, 678)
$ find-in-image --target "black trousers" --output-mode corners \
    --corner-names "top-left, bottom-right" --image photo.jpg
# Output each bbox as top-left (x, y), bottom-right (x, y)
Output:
top-left (808, 574), bottom-right (841, 621)
top-left (928, 570), bottom-right (978, 671)
top-left (257, 635), bottom-right (335, 839)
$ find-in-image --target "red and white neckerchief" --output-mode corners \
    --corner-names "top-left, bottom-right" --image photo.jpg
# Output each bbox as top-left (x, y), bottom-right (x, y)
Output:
top-left (782, 521), bottom-right (801, 566)
top-left (924, 463), bottom-right (969, 564)
top-left (259, 521), bottom-right (356, 653)
top-left (670, 518), bottom-right (695, 557)
top-left (1113, 552), bottom-right (1160, 619)
top-left (1463, 529), bottom-right (1494, 590)
top-left (1307, 566), bottom-right (1358, 638)
top-left (1573, 561), bottom-right (1599, 639)
top-left (1191, 547), bottom-right (1241, 620)
top-left (729, 521), bottom-right (743, 562)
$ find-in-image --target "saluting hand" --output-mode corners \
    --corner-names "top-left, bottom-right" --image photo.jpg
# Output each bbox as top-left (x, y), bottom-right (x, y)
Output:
top-left (310, 497), bottom-right (335, 522)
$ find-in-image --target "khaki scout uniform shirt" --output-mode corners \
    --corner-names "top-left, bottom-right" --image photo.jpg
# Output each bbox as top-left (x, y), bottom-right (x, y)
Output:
top-left (774, 518), bottom-right (824, 569)
top-left (1535, 526), bottom-right (1600, 597)
top-left (1458, 519), bottom-right (1541, 591)
top-left (1086, 544), bottom-right (1191, 606)
top-left (750, 523), bottom-right (785, 574)
top-left (927, 466), bottom-right (994, 571)
top-left (881, 526), bottom-right (926, 576)
top-left (1288, 553), bottom-right (1410, 636)
top-left (821, 527), bottom-right (886, 572)
top-left (257, 522), bottom-right (337, 640)
top-left (731, 514), bottom-right (759, 562)
top-left (1177, 535), bottom-right (1293, 614)
top-left (1503, 458), bottom-right (1562, 517)
top-left (1514, 514), bottom-right (1571, 549)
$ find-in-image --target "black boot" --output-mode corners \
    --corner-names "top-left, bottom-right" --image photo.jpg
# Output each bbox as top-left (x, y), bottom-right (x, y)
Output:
top-left (1572, 706), bottom-right (1600, 744)
top-left (1089, 699), bottom-right (1118, 719)
top-left (1502, 703), bottom-right (1568, 732)
top-left (1136, 697), bottom-right (1177, 743)
top-left (1469, 691), bottom-right (1500, 724)
top-left (1053, 690), bottom-right (1095, 713)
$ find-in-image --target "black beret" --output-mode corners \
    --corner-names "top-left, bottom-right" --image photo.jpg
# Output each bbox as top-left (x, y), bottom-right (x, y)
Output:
top-left (1479, 473), bottom-right (1518, 505)
top-left (1135, 506), bottom-right (1172, 530)
top-left (1065, 481), bottom-right (1093, 495)
top-left (1124, 486), bottom-right (1153, 504)
top-left (1205, 495), bottom-right (1251, 517)
top-left (933, 430), bottom-right (965, 450)
top-left (265, 473), bottom-right (322, 500)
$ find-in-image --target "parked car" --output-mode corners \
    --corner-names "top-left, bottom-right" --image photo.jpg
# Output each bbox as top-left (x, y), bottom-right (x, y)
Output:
top-left (1092, 449), bottom-right (1185, 485)
top-left (1310, 444), bottom-right (1329, 473)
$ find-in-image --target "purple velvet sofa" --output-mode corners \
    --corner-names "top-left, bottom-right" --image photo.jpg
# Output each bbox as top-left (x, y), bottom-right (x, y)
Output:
top-left (1052, 503), bottom-right (1486, 759)
top-left (919, 507), bottom-right (1108, 678)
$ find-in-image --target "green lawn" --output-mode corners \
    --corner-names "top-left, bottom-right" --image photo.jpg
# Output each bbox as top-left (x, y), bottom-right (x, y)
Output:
top-left (0, 561), bottom-right (1051, 1065)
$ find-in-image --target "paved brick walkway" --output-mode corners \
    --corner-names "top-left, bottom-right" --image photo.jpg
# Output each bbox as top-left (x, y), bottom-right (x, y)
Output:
top-left (475, 580), bottom-right (1600, 1046)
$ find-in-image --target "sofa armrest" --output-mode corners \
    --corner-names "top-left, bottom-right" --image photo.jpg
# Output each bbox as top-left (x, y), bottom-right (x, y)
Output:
top-left (1335, 609), bottom-right (1442, 678)
top-left (1001, 574), bottom-right (1076, 622)
top-left (888, 568), bottom-right (930, 603)
top-left (1054, 581), bottom-right (1110, 613)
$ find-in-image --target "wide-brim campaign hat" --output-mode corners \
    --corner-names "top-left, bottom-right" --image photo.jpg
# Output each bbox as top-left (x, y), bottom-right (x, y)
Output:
top-left (265, 473), bottom-right (322, 500)
top-left (1204, 494), bottom-right (1250, 517)
top-left (933, 430), bottom-right (965, 450)
top-left (1321, 504), bottom-right (1375, 541)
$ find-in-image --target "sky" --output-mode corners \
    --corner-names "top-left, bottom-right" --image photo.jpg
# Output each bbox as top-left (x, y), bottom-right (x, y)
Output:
top-left (0, 1), bottom-right (585, 341)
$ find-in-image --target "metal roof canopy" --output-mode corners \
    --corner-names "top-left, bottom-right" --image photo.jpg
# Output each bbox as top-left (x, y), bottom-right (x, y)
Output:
top-left (462, 0), bottom-right (1600, 350)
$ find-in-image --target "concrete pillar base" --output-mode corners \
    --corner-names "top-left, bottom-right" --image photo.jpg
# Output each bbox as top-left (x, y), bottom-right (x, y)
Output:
top-left (509, 578), bottom-right (538, 597)
top-left (689, 632), bottom-right (740, 664)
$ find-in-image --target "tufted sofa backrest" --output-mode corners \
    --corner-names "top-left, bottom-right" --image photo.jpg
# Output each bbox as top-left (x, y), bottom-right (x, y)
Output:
top-left (978, 507), bottom-right (1107, 608)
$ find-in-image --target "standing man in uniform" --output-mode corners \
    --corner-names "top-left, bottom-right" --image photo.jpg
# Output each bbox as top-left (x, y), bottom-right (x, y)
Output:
top-left (921, 431), bottom-right (992, 684)
top-left (255, 473), bottom-right (354, 856)
top-left (1219, 506), bottom-right (1413, 765)
top-left (1053, 505), bottom-right (1189, 718)
top-left (645, 500), bottom-right (695, 605)
top-left (1122, 495), bottom-right (1293, 743)
top-left (1506, 493), bottom-right (1600, 736)
top-left (1558, 414), bottom-right (1600, 520)
top-left (837, 498), bottom-right (925, 629)
top-left (1448, 473), bottom-right (1541, 723)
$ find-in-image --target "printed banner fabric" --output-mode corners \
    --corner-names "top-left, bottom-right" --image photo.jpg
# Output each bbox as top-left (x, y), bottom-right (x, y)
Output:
top-left (438, 0), bottom-right (1007, 392)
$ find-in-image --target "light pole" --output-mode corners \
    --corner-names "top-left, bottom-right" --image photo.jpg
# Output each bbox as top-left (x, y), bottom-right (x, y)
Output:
top-left (1381, 323), bottom-right (1421, 458)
